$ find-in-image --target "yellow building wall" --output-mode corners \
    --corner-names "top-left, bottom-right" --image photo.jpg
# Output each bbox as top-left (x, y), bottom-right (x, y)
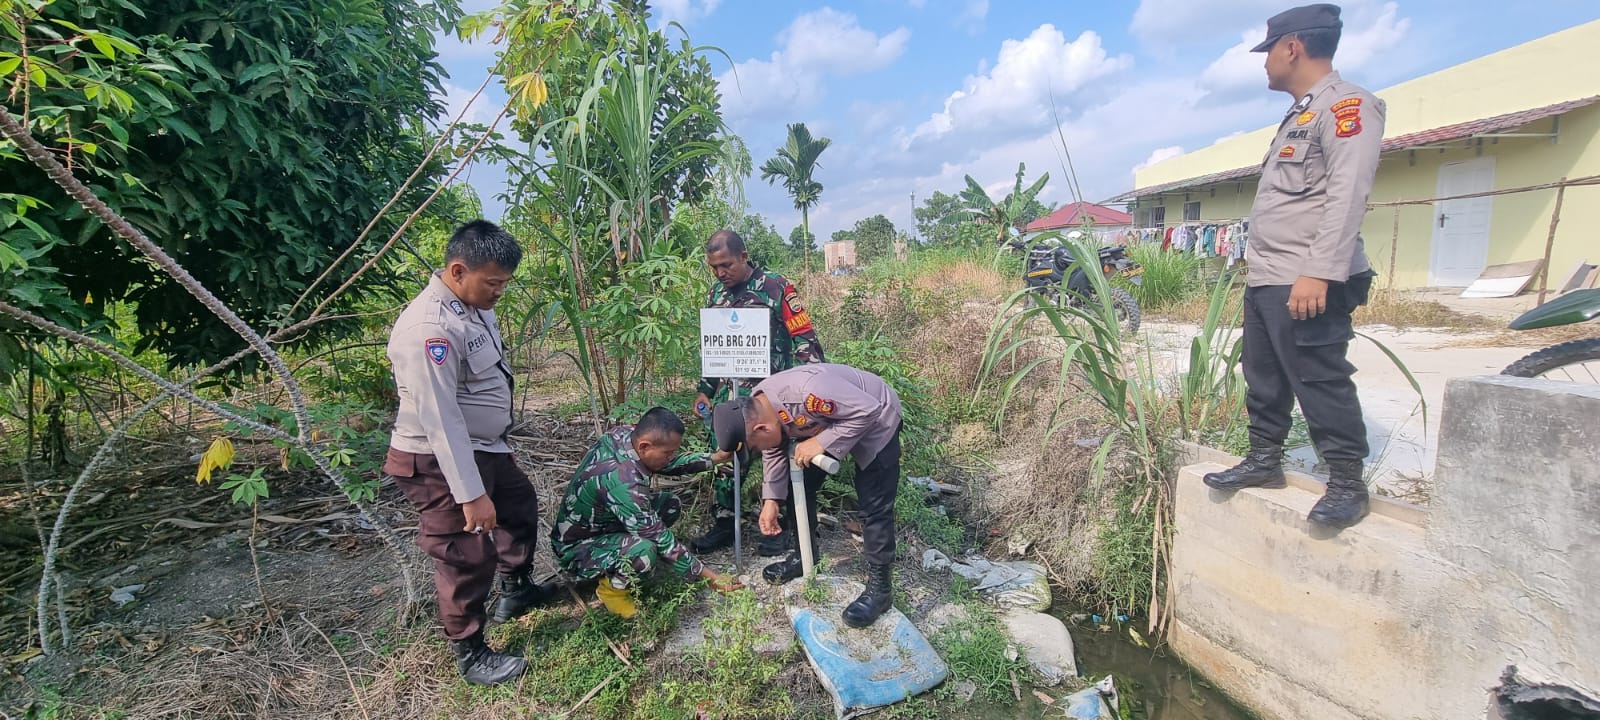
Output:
top-left (1134, 103), bottom-right (1600, 289)
top-left (1137, 18), bottom-right (1600, 189)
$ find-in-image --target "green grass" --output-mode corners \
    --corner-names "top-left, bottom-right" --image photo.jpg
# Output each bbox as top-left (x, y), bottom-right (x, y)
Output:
top-left (1125, 243), bottom-right (1205, 311)
top-left (630, 589), bottom-right (795, 720)
top-left (928, 580), bottom-right (1033, 705)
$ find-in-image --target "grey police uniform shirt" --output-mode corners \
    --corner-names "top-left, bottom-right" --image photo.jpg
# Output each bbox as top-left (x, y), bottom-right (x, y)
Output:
top-left (387, 272), bottom-right (515, 503)
top-left (752, 364), bottom-right (903, 501)
top-left (1248, 70), bottom-right (1385, 287)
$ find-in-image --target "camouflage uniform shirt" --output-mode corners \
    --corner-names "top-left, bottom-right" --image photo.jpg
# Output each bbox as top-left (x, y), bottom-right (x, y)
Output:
top-left (549, 425), bottom-right (713, 581)
top-left (697, 263), bottom-right (826, 401)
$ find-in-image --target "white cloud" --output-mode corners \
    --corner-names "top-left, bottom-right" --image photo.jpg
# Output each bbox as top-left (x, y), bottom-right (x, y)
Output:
top-left (718, 9), bottom-right (910, 120)
top-left (849, 99), bottom-right (905, 136)
top-left (1131, 0), bottom-right (1282, 46)
top-left (907, 25), bottom-right (1131, 147)
top-left (1135, 145), bottom-right (1185, 173)
top-left (438, 82), bottom-right (496, 127)
top-left (1336, 3), bottom-right (1411, 70)
top-left (652, 0), bottom-right (722, 26)
top-left (907, 0), bottom-right (926, 8)
top-left (964, 0), bottom-right (989, 22)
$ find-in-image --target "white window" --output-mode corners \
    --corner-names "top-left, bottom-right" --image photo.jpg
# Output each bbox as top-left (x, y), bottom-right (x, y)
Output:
top-left (1183, 201), bottom-right (1201, 222)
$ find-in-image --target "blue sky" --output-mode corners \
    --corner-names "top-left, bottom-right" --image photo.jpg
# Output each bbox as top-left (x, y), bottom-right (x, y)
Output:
top-left (434, 0), bottom-right (1598, 243)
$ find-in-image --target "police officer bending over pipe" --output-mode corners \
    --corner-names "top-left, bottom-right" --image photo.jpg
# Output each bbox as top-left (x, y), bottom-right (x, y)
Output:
top-left (712, 363), bottom-right (903, 628)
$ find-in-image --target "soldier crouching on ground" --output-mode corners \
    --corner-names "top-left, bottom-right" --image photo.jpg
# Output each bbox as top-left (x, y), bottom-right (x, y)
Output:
top-left (711, 363), bottom-right (903, 628)
top-left (551, 408), bottom-right (743, 617)
top-left (383, 220), bottom-right (555, 686)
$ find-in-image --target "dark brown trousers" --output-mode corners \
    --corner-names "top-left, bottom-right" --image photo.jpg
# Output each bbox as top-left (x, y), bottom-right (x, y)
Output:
top-left (384, 448), bottom-right (540, 640)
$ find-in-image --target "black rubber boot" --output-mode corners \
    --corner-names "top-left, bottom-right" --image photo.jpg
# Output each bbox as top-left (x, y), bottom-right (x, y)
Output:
top-left (450, 634), bottom-right (527, 686)
top-left (492, 570), bottom-right (557, 622)
top-left (1307, 460), bottom-right (1369, 528)
top-left (842, 564), bottom-right (894, 628)
top-left (1203, 441), bottom-right (1287, 490)
top-left (690, 515), bottom-right (736, 554)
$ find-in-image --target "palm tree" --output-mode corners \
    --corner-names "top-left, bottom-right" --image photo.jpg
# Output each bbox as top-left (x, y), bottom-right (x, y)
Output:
top-left (959, 162), bottom-right (1050, 247)
top-left (760, 123), bottom-right (831, 273)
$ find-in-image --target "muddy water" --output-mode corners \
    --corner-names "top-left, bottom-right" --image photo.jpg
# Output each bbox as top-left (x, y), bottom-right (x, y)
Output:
top-left (1069, 617), bottom-right (1256, 720)
top-left (945, 613), bottom-right (1255, 720)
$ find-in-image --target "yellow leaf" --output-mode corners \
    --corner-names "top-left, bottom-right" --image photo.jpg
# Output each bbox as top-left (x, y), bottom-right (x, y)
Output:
top-left (279, 446), bottom-right (291, 471)
top-left (195, 436), bottom-right (235, 484)
top-left (1127, 626), bottom-right (1149, 648)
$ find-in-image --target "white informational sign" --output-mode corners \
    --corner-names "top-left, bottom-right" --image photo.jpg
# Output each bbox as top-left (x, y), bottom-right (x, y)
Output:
top-left (700, 308), bottom-right (771, 379)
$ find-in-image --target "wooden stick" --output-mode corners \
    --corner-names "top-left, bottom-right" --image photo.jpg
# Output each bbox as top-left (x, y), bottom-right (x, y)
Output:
top-left (301, 614), bottom-right (372, 720)
top-left (562, 668), bottom-right (626, 719)
top-left (1387, 206), bottom-right (1400, 290)
top-left (1537, 180), bottom-right (1568, 306)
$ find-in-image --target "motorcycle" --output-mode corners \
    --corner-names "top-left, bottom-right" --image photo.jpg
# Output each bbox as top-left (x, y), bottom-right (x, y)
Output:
top-left (1019, 238), bottom-right (1143, 334)
top-left (1500, 287), bottom-right (1600, 382)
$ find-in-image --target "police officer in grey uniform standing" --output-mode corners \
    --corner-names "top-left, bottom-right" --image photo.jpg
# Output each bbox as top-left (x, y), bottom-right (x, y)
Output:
top-left (383, 220), bottom-right (552, 685)
top-left (1203, 4), bottom-right (1383, 529)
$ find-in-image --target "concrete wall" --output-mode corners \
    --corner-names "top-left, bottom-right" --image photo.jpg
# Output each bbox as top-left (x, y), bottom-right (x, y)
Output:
top-left (1171, 376), bottom-right (1600, 720)
top-left (1133, 103), bottom-right (1600, 289)
top-left (1138, 19), bottom-right (1600, 189)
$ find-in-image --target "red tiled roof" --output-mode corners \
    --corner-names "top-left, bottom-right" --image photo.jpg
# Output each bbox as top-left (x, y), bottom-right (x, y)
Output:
top-left (1023, 201), bottom-right (1133, 231)
top-left (1111, 95), bottom-right (1600, 202)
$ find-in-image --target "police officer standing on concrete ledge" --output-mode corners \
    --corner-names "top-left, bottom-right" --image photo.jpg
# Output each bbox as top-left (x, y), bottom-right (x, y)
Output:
top-left (1203, 4), bottom-right (1383, 529)
top-left (383, 220), bottom-right (554, 685)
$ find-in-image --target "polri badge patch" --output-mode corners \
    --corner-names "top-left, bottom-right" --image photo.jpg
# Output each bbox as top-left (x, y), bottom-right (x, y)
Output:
top-left (425, 337), bottom-right (450, 365)
top-left (1295, 111), bottom-right (1315, 126)
top-left (1278, 145), bottom-right (1296, 158)
top-left (449, 300), bottom-right (465, 315)
top-left (1336, 116), bottom-right (1362, 137)
top-left (777, 409), bottom-right (794, 425)
top-left (805, 394), bottom-right (836, 416)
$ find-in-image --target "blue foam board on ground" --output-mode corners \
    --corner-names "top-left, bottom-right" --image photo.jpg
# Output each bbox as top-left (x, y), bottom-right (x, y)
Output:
top-left (785, 577), bottom-right (949, 719)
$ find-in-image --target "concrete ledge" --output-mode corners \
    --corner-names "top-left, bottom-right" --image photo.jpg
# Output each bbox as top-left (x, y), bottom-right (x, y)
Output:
top-left (1177, 440), bottom-right (1428, 527)
top-left (1170, 462), bottom-right (1441, 720)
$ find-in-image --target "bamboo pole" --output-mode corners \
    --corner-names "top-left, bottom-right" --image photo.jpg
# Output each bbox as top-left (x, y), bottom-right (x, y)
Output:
top-left (1387, 206), bottom-right (1400, 290)
top-left (1536, 179), bottom-right (1568, 306)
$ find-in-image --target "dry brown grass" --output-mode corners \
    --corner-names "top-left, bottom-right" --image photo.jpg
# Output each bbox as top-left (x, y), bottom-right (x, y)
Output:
top-left (1352, 289), bottom-right (1499, 330)
top-left (910, 258), bottom-right (1011, 303)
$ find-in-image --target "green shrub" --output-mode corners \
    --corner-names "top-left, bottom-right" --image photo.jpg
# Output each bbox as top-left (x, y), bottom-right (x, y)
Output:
top-left (1125, 244), bottom-right (1203, 311)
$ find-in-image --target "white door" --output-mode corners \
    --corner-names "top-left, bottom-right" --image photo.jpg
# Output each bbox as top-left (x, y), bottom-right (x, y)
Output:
top-left (1428, 157), bottom-right (1495, 287)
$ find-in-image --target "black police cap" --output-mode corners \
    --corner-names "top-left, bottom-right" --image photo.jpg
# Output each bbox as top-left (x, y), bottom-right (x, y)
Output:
top-left (1251, 3), bottom-right (1343, 53)
top-left (711, 397), bottom-right (751, 452)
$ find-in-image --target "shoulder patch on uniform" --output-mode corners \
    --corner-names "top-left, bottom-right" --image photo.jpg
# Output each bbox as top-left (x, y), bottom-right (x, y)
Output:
top-left (1278, 145), bottom-right (1296, 158)
top-left (425, 337), bottom-right (450, 365)
top-left (1330, 97), bottom-right (1362, 114)
top-left (1335, 115), bottom-right (1363, 138)
top-left (1295, 111), bottom-right (1315, 126)
top-left (805, 394), bottom-right (836, 416)
top-left (449, 299), bottom-right (466, 315)
top-left (777, 409), bottom-right (794, 425)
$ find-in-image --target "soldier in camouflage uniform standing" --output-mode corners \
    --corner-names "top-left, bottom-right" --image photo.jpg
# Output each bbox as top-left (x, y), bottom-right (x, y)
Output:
top-left (551, 408), bottom-right (742, 617)
top-left (690, 229), bottom-right (826, 555)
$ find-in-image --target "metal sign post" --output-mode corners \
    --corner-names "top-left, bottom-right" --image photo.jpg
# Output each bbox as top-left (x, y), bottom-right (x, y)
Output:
top-left (701, 308), bottom-right (771, 573)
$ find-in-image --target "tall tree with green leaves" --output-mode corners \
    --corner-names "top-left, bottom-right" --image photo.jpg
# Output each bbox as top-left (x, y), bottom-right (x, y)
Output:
top-left (1, 0), bottom-right (460, 371)
top-left (914, 190), bottom-right (968, 248)
top-left (847, 214), bottom-right (896, 265)
top-left (959, 162), bottom-right (1051, 247)
top-left (759, 122), bottom-right (830, 274)
top-left (788, 225), bottom-right (819, 268)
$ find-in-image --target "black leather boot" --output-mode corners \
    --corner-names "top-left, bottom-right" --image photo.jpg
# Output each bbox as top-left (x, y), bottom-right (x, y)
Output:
top-left (758, 502), bottom-right (791, 556)
top-left (690, 515), bottom-right (736, 554)
top-left (1203, 441), bottom-right (1287, 490)
top-left (492, 570), bottom-right (557, 622)
top-left (1307, 460), bottom-right (1369, 528)
top-left (842, 564), bottom-right (894, 628)
top-left (450, 634), bottom-right (526, 686)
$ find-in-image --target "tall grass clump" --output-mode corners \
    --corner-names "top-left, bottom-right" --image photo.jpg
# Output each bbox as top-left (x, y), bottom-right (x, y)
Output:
top-left (1124, 243), bottom-right (1204, 312)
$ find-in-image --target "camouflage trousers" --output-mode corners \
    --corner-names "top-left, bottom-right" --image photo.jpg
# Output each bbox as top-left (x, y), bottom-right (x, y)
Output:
top-left (553, 492), bottom-right (682, 584)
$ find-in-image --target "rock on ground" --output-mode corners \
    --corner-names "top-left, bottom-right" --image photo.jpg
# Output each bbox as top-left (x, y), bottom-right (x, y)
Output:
top-left (999, 608), bottom-right (1078, 686)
